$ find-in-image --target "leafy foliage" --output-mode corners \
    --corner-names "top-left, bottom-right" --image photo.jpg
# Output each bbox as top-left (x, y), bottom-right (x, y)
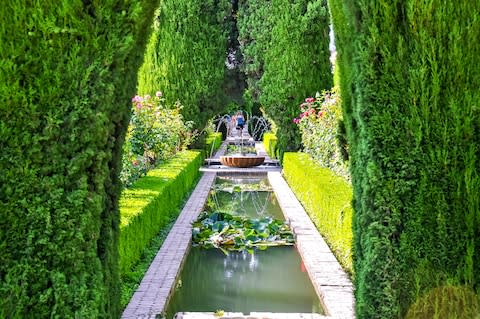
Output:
top-left (0, 1), bottom-right (157, 317)
top-left (205, 132), bottom-right (223, 158)
top-left (329, 0), bottom-right (480, 317)
top-left (262, 132), bottom-right (278, 159)
top-left (120, 92), bottom-right (194, 187)
top-left (294, 88), bottom-right (349, 180)
top-left (237, 0), bottom-right (333, 158)
top-left (283, 152), bottom-right (353, 272)
top-left (137, 0), bottom-right (230, 130)
top-left (120, 219), bottom-right (176, 309)
top-left (404, 285), bottom-right (480, 319)
top-left (192, 211), bottom-right (294, 254)
top-left (119, 151), bottom-right (203, 276)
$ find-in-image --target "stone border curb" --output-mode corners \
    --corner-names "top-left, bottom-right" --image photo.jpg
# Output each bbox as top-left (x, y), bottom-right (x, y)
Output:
top-left (121, 172), bottom-right (217, 319)
top-left (268, 172), bottom-right (355, 319)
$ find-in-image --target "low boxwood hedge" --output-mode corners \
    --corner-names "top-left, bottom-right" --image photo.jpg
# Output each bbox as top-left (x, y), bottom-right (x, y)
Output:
top-left (283, 152), bottom-right (353, 273)
top-left (119, 150), bottom-right (202, 275)
top-left (263, 132), bottom-right (278, 159)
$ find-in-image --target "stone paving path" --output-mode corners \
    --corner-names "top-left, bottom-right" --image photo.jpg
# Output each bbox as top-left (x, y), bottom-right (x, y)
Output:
top-left (121, 172), bottom-right (217, 319)
top-left (268, 172), bottom-right (354, 319)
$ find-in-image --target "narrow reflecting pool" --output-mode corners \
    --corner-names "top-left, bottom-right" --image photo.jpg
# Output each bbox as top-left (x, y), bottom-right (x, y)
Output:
top-left (164, 174), bottom-right (323, 318)
top-left (165, 247), bottom-right (323, 318)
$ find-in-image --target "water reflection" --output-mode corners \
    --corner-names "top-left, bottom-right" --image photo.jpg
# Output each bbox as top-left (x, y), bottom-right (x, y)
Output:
top-left (165, 247), bottom-right (323, 318)
top-left (209, 176), bottom-right (283, 219)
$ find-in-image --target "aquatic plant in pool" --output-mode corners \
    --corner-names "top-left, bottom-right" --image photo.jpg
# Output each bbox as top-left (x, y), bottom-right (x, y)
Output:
top-left (192, 211), bottom-right (294, 254)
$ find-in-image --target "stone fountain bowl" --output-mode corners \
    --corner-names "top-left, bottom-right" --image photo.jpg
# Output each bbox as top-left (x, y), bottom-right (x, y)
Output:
top-left (220, 156), bottom-right (265, 168)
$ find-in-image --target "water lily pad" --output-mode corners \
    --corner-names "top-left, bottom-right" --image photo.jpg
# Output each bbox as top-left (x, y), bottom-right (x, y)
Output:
top-left (192, 211), bottom-right (295, 253)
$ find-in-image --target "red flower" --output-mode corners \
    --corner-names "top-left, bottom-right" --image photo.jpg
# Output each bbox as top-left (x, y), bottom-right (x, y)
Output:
top-left (305, 97), bottom-right (315, 103)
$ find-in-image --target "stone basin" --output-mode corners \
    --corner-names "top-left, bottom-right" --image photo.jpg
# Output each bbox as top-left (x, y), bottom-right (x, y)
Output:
top-left (220, 156), bottom-right (265, 168)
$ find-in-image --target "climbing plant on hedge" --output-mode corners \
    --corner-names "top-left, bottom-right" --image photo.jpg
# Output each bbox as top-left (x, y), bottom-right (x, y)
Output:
top-left (138, 0), bottom-right (230, 130)
top-left (237, 0), bottom-right (332, 158)
top-left (0, 1), bottom-right (157, 318)
top-left (328, 1), bottom-right (480, 318)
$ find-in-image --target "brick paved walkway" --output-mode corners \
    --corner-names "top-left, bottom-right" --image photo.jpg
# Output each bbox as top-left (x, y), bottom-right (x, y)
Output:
top-left (268, 172), bottom-right (355, 319)
top-left (121, 172), bottom-right (217, 319)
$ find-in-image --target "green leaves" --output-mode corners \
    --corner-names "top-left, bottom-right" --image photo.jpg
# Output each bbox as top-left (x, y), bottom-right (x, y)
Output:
top-left (192, 211), bottom-right (294, 253)
top-left (329, 0), bottom-right (480, 317)
top-left (138, 0), bottom-right (230, 130)
top-left (119, 151), bottom-right (203, 274)
top-left (1, 1), bottom-right (159, 317)
top-left (237, 0), bottom-right (333, 158)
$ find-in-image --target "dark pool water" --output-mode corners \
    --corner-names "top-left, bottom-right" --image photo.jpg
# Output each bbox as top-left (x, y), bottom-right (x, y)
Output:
top-left (165, 247), bottom-right (323, 318)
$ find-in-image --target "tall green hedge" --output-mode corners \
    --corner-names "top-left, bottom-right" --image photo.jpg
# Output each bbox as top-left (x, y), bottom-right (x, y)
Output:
top-left (237, 0), bottom-right (332, 158)
top-left (137, 0), bottom-right (230, 130)
top-left (0, 1), bottom-right (157, 318)
top-left (119, 151), bottom-right (202, 275)
top-left (283, 152), bottom-right (353, 272)
top-left (237, 0), bottom-right (274, 103)
top-left (329, 1), bottom-right (480, 318)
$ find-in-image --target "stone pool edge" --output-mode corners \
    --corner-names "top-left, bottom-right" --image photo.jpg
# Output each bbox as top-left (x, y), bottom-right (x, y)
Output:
top-left (121, 171), bottom-right (217, 319)
top-left (268, 172), bottom-right (355, 319)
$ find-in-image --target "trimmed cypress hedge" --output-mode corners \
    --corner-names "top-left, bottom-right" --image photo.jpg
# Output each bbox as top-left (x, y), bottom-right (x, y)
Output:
top-left (328, 1), bottom-right (480, 317)
top-left (283, 152), bottom-right (353, 272)
top-left (237, 0), bottom-right (333, 157)
top-left (138, 0), bottom-right (230, 130)
top-left (119, 150), bottom-right (203, 275)
top-left (0, 1), bottom-right (157, 318)
top-left (262, 132), bottom-right (278, 159)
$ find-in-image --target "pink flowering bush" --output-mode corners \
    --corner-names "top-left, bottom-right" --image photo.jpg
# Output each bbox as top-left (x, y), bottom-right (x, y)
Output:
top-left (120, 92), bottom-right (195, 187)
top-left (294, 88), bottom-right (349, 180)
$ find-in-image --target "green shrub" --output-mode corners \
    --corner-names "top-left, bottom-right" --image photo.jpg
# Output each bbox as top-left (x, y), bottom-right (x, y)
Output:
top-left (119, 150), bottom-right (202, 275)
top-left (262, 132), bottom-right (278, 159)
top-left (329, 1), bottom-right (480, 317)
top-left (120, 219), bottom-right (176, 309)
top-left (283, 152), bottom-right (353, 273)
top-left (404, 285), bottom-right (480, 319)
top-left (238, 0), bottom-right (333, 157)
top-left (294, 88), bottom-right (349, 180)
top-left (121, 92), bottom-right (194, 187)
top-left (237, 0), bottom-right (274, 102)
top-left (0, 1), bottom-right (157, 318)
top-left (205, 132), bottom-right (223, 157)
top-left (137, 0), bottom-right (230, 130)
